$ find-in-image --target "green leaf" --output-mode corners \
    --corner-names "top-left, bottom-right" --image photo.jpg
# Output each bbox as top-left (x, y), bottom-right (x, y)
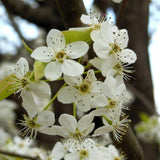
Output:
top-left (0, 74), bottom-right (18, 101)
top-left (34, 61), bottom-right (47, 81)
top-left (22, 40), bottom-right (33, 54)
top-left (139, 112), bottom-right (149, 122)
top-left (62, 29), bottom-right (92, 45)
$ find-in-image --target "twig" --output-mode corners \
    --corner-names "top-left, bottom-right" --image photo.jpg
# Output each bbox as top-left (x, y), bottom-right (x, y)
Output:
top-left (116, 0), bottom-right (127, 26)
top-left (0, 149), bottom-right (39, 160)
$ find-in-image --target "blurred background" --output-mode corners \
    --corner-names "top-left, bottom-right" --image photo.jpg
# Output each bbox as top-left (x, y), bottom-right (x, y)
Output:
top-left (0, 0), bottom-right (160, 160)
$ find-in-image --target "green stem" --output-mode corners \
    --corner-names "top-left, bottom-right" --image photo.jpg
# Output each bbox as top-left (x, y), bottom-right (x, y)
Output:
top-left (44, 77), bottom-right (64, 82)
top-left (73, 102), bottom-right (76, 118)
top-left (103, 115), bottom-right (112, 125)
top-left (43, 83), bottom-right (66, 110)
top-left (78, 57), bottom-right (82, 63)
top-left (84, 63), bottom-right (91, 70)
top-left (83, 70), bottom-right (101, 74)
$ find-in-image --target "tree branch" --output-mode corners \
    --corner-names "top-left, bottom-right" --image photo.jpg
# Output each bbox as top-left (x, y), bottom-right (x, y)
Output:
top-left (56, 0), bottom-right (87, 29)
top-left (1, 0), bottom-right (64, 30)
top-left (0, 149), bottom-right (39, 160)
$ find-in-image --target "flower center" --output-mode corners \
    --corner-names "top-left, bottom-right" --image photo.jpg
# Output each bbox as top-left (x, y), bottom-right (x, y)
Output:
top-left (79, 149), bottom-right (89, 159)
top-left (79, 83), bottom-right (90, 94)
top-left (55, 51), bottom-right (66, 63)
top-left (109, 44), bottom-right (121, 55)
top-left (93, 24), bottom-right (101, 30)
top-left (21, 78), bottom-right (29, 88)
top-left (108, 99), bottom-right (117, 108)
top-left (71, 128), bottom-right (83, 139)
top-left (19, 115), bottom-right (41, 139)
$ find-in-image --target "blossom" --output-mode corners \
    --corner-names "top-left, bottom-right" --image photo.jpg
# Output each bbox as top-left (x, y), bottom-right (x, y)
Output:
top-left (19, 90), bottom-right (55, 139)
top-left (112, 0), bottom-right (122, 3)
top-left (57, 69), bottom-right (106, 112)
top-left (44, 142), bottom-right (66, 160)
top-left (93, 26), bottom-right (137, 64)
top-left (31, 29), bottom-right (89, 81)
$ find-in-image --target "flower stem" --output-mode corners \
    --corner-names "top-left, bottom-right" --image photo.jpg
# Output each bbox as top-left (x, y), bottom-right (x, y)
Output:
top-left (103, 115), bottom-right (112, 125)
top-left (83, 70), bottom-right (101, 74)
top-left (73, 102), bottom-right (76, 118)
top-left (43, 83), bottom-right (66, 110)
top-left (84, 63), bottom-right (91, 70)
top-left (78, 57), bottom-right (82, 63)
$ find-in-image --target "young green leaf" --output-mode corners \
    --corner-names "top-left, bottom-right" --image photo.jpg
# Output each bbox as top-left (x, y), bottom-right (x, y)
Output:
top-left (22, 40), bottom-right (33, 54)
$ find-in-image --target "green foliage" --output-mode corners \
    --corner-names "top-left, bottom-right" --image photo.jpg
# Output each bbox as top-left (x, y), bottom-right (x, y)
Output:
top-left (34, 61), bottom-right (47, 81)
top-left (62, 29), bottom-right (92, 45)
top-left (0, 74), bottom-right (18, 101)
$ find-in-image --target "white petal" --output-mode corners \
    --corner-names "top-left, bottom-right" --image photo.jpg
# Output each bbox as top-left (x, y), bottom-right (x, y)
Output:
top-left (51, 142), bottom-right (66, 159)
top-left (78, 114), bottom-right (94, 131)
top-left (28, 81), bottom-right (51, 99)
top-left (76, 98), bottom-right (91, 112)
top-left (22, 90), bottom-right (39, 117)
top-left (46, 29), bottom-right (66, 52)
top-left (118, 49), bottom-right (137, 64)
top-left (64, 74), bottom-right (82, 86)
top-left (91, 94), bottom-right (108, 107)
top-left (89, 57), bottom-right (103, 70)
top-left (91, 108), bottom-right (108, 116)
top-left (80, 14), bottom-right (98, 25)
top-left (31, 46), bottom-right (53, 62)
top-left (117, 29), bottom-right (129, 49)
top-left (93, 126), bottom-right (113, 136)
top-left (15, 57), bottom-right (29, 79)
top-left (115, 84), bottom-right (126, 100)
top-left (65, 153), bottom-right (79, 160)
top-left (44, 62), bottom-right (62, 81)
top-left (93, 40), bottom-right (111, 59)
top-left (62, 59), bottom-right (84, 76)
top-left (37, 110), bottom-right (55, 127)
top-left (90, 29), bottom-right (101, 42)
top-left (38, 125), bottom-right (70, 137)
top-left (66, 41), bottom-right (89, 59)
top-left (59, 114), bottom-right (77, 133)
top-left (69, 26), bottom-right (92, 31)
top-left (84, 123), bottom-right (95, 136)
top-left (85, 69), bottom-right (97, 83)
top-left (57, 86), bottom-right (77, 103)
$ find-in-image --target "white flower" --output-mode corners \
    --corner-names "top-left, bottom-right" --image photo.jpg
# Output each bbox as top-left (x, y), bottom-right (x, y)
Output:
top-left (105, 145), bottom-right (126, 160)
top-left (93, 26), bottom-right (137, 64)
top-left (57, 69), bottom-right (106, 112)
top-left (39, 113), bottom-right (94, 139)
top-left (31, 29), bottom-right (89, 81)
top-left (19, 90), bottom-right (55, 139)
top-left (93, 108), bottom-right (130, 142)
top-left (45, 142), bottom-right (66, 160)
top-left (90, 56), bottom-right (134, 80)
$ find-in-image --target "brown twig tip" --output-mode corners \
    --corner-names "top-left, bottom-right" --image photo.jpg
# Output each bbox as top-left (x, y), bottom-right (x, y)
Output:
top-left (0, 149), bottom-right (39, 160)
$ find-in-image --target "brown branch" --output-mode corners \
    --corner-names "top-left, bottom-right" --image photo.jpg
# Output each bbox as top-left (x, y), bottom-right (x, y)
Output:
top-left (0, 149), bottom-right (39, 160)
top-left (112, 125), bottom-right (145, 160)
top-left (1, 0), bottom-right (64, 30)
top-left (116, 0), bottom-right (127, 26)
top-left (56, 0), bottom-right (87, 29)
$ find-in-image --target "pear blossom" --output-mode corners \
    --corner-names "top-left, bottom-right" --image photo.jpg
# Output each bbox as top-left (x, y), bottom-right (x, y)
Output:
top-left (57, 69), bottom-right (106, 112)
top-left (9, 57), bottom-right (51, 107)
top-left (19, 90), bottom-right (55, 139)
top-left (93, 26), bottom-right (137, 64)
top-left (90, 56), bottom-right (134, 80)
top-left (31, 29), bottom-right (89, 81)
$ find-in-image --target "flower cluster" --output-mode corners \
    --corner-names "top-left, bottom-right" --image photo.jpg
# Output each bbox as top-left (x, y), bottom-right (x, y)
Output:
top-left (0, 10), bottom-right (137, 160)
top-left (135, 113), bottom-right (160, 143)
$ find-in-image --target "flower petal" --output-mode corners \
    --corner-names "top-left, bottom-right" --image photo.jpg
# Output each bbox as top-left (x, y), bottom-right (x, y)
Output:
top-left (59, 114), bottom-right (77, 133)
top-left (85, 69), bottom-right (97, 83)
top-left (44, 62), bottom-right (62, 81)
top-left (80, 14), bottom-right (98, 25)
top-left (64, 74), bottom-right (82, 86)
top-left (37, 111), bottom-right (55, 127)
top-left (46, 29), bottom-right (66, 52)
top-left (15, 57), bottom-right (29, 79)
top-left (89, 57), bottom-right (103, 71)
top-left (62, 59), bottom-right (84, 77)
top-left (118, 49), bottom-right (137, 64)
top-left (93, 126), bottom-right (113, 136)
top-left (91, 94), bottom-right (108, 107)
top-left (31, 46), bottom-right (53, 62)
top-left (57, 86), bottom-right (77, 103)
top-left (28, 81), bottom-right (51, 99)
top-left (76, 98), bottom-right (91, 112)
top-left (93, 40), bottom-right (111, 59)
top-left (78, 114), bottom-right (94, 131)
top-left (66, 41), bottom-right (89, 59)
top-left (22, 90), bottom-right (39, 117)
